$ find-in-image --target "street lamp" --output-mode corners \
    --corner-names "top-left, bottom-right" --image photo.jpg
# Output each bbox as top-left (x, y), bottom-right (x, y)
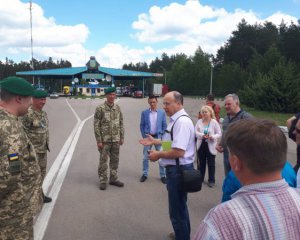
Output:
top-left (209, 56), bottom-right (214, 94)
top-left (160, 66), bottom-right (167, 85)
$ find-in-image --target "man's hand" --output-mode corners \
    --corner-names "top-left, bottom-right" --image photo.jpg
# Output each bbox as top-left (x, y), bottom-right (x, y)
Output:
top-left (216, 144), bottom-right (224, 153)
top-left (139, 134), bottom-right (156, 146)
top-left (148, 150), bottom-right (160, 162)
top-left (97, 142), bottom-right (104, 150)
top-left (119, 139), bottom-right (124, 145)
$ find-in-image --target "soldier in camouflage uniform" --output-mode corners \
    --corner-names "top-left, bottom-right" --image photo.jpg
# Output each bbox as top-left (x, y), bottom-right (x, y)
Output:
top-left (0, 77), bottom-right (43, 240)
top-left (22, 89), bottom-right (52, 203)
top-left (94, 87), bottom-right (125, 190)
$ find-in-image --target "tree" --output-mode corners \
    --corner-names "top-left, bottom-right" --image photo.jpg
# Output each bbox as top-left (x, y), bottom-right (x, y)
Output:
top-left (240, 46), bottom-right (300, 112)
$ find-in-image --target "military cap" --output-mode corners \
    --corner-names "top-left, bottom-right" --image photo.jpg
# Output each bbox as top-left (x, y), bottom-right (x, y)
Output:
top-left (32, 89), bottom-right (48, 98)
top-left (0, 76), bottom-right (34, 96)
top-left (104, 87), bottom-right (116, 94)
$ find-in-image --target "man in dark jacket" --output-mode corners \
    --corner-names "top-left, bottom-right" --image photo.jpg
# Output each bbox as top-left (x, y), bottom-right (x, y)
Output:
top-left (216, 93), bottom-right (252, 176)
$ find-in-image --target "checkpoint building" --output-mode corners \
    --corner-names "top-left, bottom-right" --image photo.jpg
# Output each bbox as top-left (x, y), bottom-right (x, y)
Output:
top-left (17, 56), bottom-right (163, 97)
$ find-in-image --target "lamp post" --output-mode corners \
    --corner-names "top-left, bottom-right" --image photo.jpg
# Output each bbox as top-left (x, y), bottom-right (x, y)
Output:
top-left (209, 56), bottom-right (213, 95)
top-left (160, 66), bottom-right (167, 85)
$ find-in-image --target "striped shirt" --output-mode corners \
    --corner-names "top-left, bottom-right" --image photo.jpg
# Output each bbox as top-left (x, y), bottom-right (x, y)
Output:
top-left (193, 180), bottom-right (300, 240)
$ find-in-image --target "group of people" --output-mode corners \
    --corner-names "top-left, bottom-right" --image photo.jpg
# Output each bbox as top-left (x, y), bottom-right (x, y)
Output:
top-left (0, 77), bottom-right (52, 239)
top-left (2, 76), bottom-right (300, 240)
top-left (137, 91), bottom-right (300, 239)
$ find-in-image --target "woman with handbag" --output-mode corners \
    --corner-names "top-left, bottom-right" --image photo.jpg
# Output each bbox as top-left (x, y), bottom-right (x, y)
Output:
top-left (195, 105), bottom-right (222, 187)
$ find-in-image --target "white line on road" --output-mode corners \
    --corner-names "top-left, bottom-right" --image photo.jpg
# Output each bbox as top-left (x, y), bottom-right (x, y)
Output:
top-left (34, 98), bottom-right (97, 240)
top-left (42, 99), bottom-right (81, 194)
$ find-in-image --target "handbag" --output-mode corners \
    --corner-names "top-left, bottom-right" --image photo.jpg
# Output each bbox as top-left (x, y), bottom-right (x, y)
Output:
top-left (171, 115), bottom-right (202, 193)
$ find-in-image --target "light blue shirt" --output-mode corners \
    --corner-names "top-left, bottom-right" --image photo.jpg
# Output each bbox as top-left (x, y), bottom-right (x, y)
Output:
top-left (149, 109), bottom-right (157, 135)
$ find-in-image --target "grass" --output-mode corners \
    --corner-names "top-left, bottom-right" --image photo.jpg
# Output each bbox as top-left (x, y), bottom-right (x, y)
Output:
top-left (69, 95), bottom-right (105, 99)
top-left (220, 105), bottom-right (292, 126)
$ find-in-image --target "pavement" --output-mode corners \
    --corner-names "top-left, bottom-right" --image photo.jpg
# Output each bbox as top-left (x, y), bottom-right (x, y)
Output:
top-left (33, 97), bottom-right (297, 240)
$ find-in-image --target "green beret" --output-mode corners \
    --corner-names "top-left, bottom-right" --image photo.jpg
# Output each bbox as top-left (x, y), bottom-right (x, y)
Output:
top-left (0, 76), bottom-right (34, 96)
top-left (104, 87), bottom-right (116, 94)
top-left (33, 89), bottom-right (48, 98)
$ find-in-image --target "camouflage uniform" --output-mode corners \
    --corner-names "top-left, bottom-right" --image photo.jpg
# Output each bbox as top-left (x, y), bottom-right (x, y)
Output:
top-left (94, 101), bottom-right (124, 183)
top-left (0, 108), bottom-right (43, 240)
top-left (22, 106), bottom-right (49, 181)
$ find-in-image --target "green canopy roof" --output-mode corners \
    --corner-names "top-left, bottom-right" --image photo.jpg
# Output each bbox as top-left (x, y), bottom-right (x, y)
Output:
top-left (17, 66), bottom-right (162, 78)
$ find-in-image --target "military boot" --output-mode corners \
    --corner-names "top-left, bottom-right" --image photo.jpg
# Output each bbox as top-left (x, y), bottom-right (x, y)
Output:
top-left (99, 183), bottom-right (107, 190)
top-left (109, 180), bottom-right (124, 187)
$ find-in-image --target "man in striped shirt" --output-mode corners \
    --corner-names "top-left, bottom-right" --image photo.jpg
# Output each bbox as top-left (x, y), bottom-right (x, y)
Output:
top-left (193, 118), bottom-right (300, 240)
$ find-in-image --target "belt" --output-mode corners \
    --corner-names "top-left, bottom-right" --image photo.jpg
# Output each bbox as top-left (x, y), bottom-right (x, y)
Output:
top-left (150, 134), bottom-right (157, 138)
top-left (165, 165), bottom-right (176, 169)
top-left (165, 163), bottom-right (193, 169)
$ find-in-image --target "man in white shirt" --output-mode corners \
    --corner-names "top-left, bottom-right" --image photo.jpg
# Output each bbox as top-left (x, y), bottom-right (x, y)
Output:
top-left (140, 91), bottom-right (195, 240)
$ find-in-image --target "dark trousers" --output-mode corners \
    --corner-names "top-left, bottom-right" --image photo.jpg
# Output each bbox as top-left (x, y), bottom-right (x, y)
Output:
top-left (197, 141), bottom-right (216, 183)
top-left (166, 163), bottom-right (193, 240)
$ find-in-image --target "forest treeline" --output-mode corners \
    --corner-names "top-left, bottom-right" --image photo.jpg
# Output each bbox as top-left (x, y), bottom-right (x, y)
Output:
top-left (0, 57), bottom-right (71, 80)
top-left (1, 19), bottom-right (299, 112)
top-left (123, 19), bottom-right (300, 112)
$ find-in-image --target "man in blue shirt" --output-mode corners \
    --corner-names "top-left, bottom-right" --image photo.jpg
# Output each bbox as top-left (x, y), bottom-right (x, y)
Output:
top-left (222, 161), bottom-right (296, 202)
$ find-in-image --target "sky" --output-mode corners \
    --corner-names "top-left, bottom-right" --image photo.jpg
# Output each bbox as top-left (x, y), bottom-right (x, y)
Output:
top-left (0, 0), bottom-right (299, 68)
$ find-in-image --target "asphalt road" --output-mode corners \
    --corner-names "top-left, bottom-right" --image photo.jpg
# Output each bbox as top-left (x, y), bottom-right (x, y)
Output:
top-left (33, 97), bottom-right (297, 240)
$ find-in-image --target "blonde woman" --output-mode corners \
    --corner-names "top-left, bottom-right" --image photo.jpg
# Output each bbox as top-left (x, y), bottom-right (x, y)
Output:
top-left (195, 105), bottom-right (222, 187)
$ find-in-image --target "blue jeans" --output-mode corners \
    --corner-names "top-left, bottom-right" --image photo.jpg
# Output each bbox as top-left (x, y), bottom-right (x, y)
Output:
top-left (223, 149), bottom-right (231, 176)
top-left (166, 163), bottom-right (193, 240)
top-left (142, 145), bottom-right (165, 177)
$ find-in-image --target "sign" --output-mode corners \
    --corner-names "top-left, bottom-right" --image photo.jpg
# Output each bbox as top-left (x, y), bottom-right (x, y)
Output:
top-left (82, 73), bottom-right (104, 79)
top-left (153, 73), bottom-right (163, 77)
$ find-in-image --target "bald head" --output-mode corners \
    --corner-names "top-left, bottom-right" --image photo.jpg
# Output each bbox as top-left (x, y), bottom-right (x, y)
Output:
top-left (163, 91), bottom-right (183, 117)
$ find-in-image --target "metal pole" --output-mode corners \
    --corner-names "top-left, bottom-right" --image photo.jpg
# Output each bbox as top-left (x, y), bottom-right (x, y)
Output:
top-left (29, 0), bottom-right (35, 84)
top-left (142, 78), bottom-right (145, 98)
top-left (160, 66), bottom-right (166, 85)
top-left (210, 64), bottom-right (213, 94)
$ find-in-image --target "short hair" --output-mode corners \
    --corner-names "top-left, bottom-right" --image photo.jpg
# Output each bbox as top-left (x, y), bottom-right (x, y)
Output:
top-left (0, 89), bottom-right (15, 102)
top-left (201, 105), bottom-right (216, 119)
top-left (206, 94), bottom-right (215, 101)
top-left (225, 118), bottom-right (287, 174)
top-left (173, 91), bottom-right (183, 105)
top-left (225, 93), bottom-right (239, 105)
top-left (148, 94), bottom-right (157, 101)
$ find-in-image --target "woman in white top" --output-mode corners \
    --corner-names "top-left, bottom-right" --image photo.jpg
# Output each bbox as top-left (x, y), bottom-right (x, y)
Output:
top-left (195, 105), bottom-right (222, 187)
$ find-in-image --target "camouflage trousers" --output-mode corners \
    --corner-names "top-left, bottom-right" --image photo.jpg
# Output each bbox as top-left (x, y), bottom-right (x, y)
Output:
top-left (0, 217), bottom-right (33, 240)
top-left (98, 142), bottom-right (120, 183)
top-left (36, 152), bottom-right (47, 182)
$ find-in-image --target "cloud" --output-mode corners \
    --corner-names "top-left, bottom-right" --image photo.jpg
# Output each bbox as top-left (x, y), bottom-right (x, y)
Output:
top-left (0, 0), bottom-right (298, 68)
top-left (95, 43), bottom-right (155, 68)
top-left (132, 0), bottom-right (298, 57)
top-left (0, 0), bottom-right (89, 65)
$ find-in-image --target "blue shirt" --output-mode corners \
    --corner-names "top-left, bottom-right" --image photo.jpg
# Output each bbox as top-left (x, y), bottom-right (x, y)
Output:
top-left (221, 161), bottom-right (296, 202)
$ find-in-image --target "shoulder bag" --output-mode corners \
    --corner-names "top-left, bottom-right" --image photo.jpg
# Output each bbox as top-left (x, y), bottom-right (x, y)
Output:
top-left (170, 115), bottom-right (202, 193)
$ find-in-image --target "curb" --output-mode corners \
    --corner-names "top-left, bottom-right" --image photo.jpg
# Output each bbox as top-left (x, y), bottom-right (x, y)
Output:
top-left (219, 118), bottom-right (288, 133)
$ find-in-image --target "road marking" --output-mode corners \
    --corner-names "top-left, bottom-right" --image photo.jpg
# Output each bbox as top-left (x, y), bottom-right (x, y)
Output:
top-left (34, 98), bottom-right (98, 240)
top-left (42, 99), bottom-right (80, 193)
